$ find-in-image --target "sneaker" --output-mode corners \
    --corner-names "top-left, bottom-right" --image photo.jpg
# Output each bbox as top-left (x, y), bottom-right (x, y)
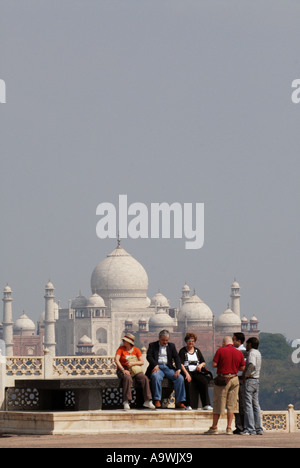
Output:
top-left (186, 406), bottom-right (193, 411)
top-left (202, 405), bottom-right (213, 411)
top-left (143, 400), bottom-right (155, 410)
top-left (154, 400), bottom-right (161, 408)
top-left (123, 401), bottom-right (130, 411)
top-left (204, 427), bottom-right (219, 435)
top-left (240, 431), bottom-right (252, 436)
top-left (233, 429), bottom-right (243, 435)
top-left (226, 428), bottom-right (233, 435)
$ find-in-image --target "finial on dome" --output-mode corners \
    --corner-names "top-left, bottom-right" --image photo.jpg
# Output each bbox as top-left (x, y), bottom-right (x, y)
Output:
top-left (117, 231), bottom-right (121, 248)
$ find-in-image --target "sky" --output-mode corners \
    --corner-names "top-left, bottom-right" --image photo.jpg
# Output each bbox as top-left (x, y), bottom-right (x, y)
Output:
top-left (0, 0), bottom-right (300, 342)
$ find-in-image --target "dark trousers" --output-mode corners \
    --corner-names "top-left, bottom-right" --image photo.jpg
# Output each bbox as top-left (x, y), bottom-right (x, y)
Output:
top-left (117, 370), bottom-right (152, 402)
top-left (234, 377), bottom-right (245, 432)
top-left (185, 372), bottom-right (211, 409)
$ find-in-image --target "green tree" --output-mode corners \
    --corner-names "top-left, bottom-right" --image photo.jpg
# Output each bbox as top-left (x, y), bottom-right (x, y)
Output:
top-left (259, 333), bottom-right (300, 410)
top-left (259, 333), bottom-right (292, 360)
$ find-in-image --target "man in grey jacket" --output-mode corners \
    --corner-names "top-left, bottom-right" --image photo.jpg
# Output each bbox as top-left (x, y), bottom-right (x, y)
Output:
top-left (242, 337), bottom-right (263, 435)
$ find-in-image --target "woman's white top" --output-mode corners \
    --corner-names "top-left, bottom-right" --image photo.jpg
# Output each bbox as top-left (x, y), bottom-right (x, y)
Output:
top-left (184, 351), bottom-right (199, 372)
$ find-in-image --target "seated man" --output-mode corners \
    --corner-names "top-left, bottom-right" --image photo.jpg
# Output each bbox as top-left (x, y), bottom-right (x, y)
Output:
top-left (146, 329), bottom-right (186, 409)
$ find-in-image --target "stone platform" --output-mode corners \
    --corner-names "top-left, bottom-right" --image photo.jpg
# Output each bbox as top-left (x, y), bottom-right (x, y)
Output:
top-left (1, 432), bottom-right (299, 449)
top-left (0, 409), bottom-right (225, 436)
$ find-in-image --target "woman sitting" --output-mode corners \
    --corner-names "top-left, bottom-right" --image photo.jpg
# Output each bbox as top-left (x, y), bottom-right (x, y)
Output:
top-left (115, 332), bottom-right (155, 411)
top-left (179, 333), bottom-right (213, 410)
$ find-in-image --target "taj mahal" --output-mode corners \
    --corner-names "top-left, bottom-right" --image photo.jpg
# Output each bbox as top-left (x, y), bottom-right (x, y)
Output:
top-left (0, 240), bottom-right (259, 358)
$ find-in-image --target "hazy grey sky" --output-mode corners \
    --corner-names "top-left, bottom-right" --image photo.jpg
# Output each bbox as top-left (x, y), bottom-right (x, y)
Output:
top-left (1, 1), bottom-right (300, 341)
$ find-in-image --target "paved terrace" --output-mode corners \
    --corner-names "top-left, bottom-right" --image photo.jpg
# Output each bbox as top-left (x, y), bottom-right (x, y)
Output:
top-left (0, 431), bottom-right (299, 448)
top-left (1, 354), bottom-right (299, 448)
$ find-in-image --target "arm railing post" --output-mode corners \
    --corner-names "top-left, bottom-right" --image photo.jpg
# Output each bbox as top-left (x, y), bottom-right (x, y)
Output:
top-left (288, 404), bottom-right (296, 433)
top-left (43, 348), bottom-right (53, 379)
top-left (0, 350), bottom-right (6, 410)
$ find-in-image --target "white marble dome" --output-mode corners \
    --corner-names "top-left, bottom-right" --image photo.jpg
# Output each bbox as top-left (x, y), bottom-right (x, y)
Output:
top-left (13, 313), bottom-right (36, 336)
top-left (182, 283), bottom-right (190, 293)
top-left (215, 307), bottom-right (241, 332)
top-left (90, 243), bottom-right (149, 308)
top-left (178, 293), bottom-right (213, 326)
top-left (86, 293), bottom-right (105, 308)
top-left (150, 292), bottom-right (169, 308)
top-left (149, 309), bottom-right (174, 331)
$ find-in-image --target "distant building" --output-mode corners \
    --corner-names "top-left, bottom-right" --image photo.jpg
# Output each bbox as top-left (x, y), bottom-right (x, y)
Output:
top-left (0, 285), bottom-right (43, 356)
top-left (0, 242), bottom-right (259, 357)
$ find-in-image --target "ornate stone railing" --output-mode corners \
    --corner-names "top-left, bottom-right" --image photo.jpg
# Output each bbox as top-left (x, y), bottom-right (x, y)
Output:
top-left (0, 351), bottom-right (119, 411)
top-left (4, 351), bottom-right (118, 383)
top-left (6, 357), bottom-right (44, 378)
top-left (0, 351), bottom-right (299, 432)
top-left (262, 405), bottom-right (300, 433)
top-left (52, 356), bottom-right (117, 377)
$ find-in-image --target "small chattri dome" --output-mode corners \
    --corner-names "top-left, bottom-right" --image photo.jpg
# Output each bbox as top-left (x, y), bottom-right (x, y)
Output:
top-left (150, 292), bottom-right (169, 308)
top-left (86, 293), bottom-right (105, 308)
top-left (71, 294), bottom-right (87, 309)
top-left (78, 335), bottom-right (93, 345)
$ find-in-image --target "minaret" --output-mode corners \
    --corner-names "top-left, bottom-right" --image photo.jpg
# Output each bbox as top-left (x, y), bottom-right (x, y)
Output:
top-left (44, 281), bottom-right (56, 356)
top-left (230, 279), bottom-right (241, 318)
top-left (2, 285), bottom-right (14, 356)
top-left (180, 283), bottom-right (190, 306)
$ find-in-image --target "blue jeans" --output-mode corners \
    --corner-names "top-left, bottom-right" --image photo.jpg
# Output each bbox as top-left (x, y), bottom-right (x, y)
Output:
top-left (151, 364), bottom-right (186, 403)
top-left (244, 379), bottom-right (263, 434)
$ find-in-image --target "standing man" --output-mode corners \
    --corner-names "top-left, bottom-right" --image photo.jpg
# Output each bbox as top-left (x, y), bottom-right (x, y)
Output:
top-left (205, 336), bottom-right (245, 435)
top-left (232, 332), bottom-right (246, 434)
top-left (242, 337), bottom-right (263, 435)
top-left (146, 329), bottom-right (186, 409)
